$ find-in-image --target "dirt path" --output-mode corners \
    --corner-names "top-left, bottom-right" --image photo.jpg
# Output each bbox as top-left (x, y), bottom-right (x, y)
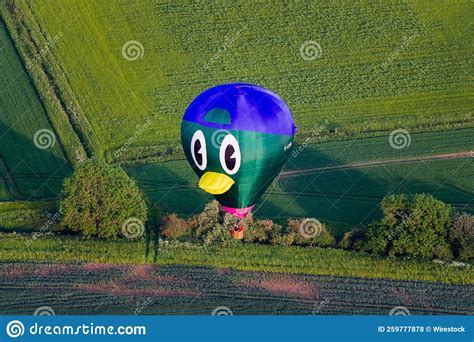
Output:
top-left (0, 262), bottom-right (472, 315)
top-left (281, 151), bottom-right (473, 177)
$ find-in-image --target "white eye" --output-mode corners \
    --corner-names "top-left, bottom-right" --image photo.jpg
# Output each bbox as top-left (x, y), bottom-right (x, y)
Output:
top-left (219, 134), bottom-right (241, 175)
top-left (191, 130), bottom-right (207, 170)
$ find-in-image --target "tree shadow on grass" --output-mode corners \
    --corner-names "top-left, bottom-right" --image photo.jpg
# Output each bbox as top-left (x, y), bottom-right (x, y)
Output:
top-left (0, 121), bottom-right (72, 232)
top-left (125, 161), bottom-right (211, 262)
top-left (144, 206), bottom-right (164, 262)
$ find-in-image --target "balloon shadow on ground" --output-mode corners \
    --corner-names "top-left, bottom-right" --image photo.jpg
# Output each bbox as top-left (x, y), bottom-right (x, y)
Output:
top-left (126, 142), bottom-right (473, 240)
top-left (255, 143), bottom-right (474, 237)
top-left (125, 161), bottom-right (211, 261)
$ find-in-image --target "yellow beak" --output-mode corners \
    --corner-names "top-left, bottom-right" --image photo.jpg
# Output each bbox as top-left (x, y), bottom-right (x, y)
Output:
top-left (199, 172), bottom-right (235, 195)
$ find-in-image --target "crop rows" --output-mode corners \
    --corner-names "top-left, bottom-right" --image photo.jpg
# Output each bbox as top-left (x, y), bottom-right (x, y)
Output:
top-left (3, 0), bottom-right (470, 160)
top-left (0, 262), bottom-right (472, 315)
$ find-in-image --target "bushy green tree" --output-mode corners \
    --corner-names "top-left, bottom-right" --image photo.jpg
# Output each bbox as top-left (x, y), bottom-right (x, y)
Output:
top-left (364, 194), bottom-right (453, 260)
top-left (271, 230), bottom-right (297, 246)
top-left (287, 218), bottom-right (335, 247)
top-left (60, 159), bottom-right (147, 239)
top-left (193, 200), bottom-right (221, 239)
top-left (244, 218), bottom-right (272, 244)
top-left (190, 201), bottom-right (237, 246)
top-left (160, 214), bottom-right (191, 239)
top-left (338, 228), bottom-right (366, 250)
top-left (449, 213), bottom-right (474, 261)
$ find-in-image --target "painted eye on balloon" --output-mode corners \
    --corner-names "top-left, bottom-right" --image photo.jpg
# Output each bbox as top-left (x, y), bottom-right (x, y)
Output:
top-left (219, 134), bottom-right (241, 175)
top-left (191, 130), bottom-right (207, 171)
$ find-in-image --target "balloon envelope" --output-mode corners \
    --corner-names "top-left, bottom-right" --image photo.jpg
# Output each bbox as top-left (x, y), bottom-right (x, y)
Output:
top-left (181, 83), bottom-right (297, 218)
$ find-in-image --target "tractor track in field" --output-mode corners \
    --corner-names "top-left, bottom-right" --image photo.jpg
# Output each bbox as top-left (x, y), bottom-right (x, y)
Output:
top-left (0, 262), bottom-right (472, 315)
top-left (0, 155), bottom-right (26, 200)
top-left (132, 151), bottom-right (473, 191)
top-left (280, 151), bottom-right (473, 177)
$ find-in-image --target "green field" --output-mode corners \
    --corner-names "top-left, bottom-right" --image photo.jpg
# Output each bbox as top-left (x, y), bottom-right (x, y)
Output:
top-left (0, 19), bottom-right (71, 201)
top-left (2, 0), bottom-right (472, 160)
top-left (0, 1), bottom-right (472, 317)
top-left (0, 0), bottom-right (472, 235)
top-left (1, 234), bottom-right (472, 284)
top-left (126, 129), bottom-right (473, 234)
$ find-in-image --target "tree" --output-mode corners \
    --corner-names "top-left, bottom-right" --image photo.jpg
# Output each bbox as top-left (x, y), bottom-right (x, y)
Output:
top-left (287, 218), bottom-right (335, 247)
top-left (364, 194), bottom-right (453, 260)
top-left (60, 159), bottom-right (147, 239)
top-left (449, 213), bottom-right (474, 261)
top-left (160, 214), bottom-right (191, 239)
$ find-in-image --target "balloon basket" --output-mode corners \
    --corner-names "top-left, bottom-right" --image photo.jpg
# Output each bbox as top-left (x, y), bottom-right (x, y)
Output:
top-left (231, 224), bottom-right (244, 240)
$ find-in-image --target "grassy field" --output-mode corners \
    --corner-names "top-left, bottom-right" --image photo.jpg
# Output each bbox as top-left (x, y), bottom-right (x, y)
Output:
top-left (0, 200), bottom-right (57, 231)
top-left (0, 0), bottom-right (472, 213)
top-left (0, 234), bottom-right (472, 284)
top-left (2, 0), bottom-right (471, 159)
top-left (1, 261), bottom-right (472, 315)
top-left (0, 19), bottom-right (71, 201)
top-left (126, 129), bottom-right (474, 234)
top-left (0, 2), bottom-right (472, 317)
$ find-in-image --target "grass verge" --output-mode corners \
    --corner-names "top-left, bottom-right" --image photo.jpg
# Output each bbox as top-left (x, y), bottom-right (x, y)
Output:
top-left (0, 200), bottom-right (58, 230)
top-left (0, 234), bottom-right (471, 284)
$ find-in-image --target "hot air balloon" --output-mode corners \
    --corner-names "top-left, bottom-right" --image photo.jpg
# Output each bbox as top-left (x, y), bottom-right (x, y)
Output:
top-left (181, 83), bottom-right (297, 239)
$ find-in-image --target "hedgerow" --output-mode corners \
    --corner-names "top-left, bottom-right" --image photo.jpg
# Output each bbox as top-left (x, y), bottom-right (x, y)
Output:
top-left (157, 194), bottom-right (471, 265)
top-left (159, 200), bottom-right (335, 248)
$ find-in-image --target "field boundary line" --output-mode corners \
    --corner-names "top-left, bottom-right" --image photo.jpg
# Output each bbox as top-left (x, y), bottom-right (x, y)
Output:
top-left (1, 1), bottom-right (93, 164)
top-left (281, 151), bottom-right (473, 177)
top-left (25, 0), bottom-right (101, 156)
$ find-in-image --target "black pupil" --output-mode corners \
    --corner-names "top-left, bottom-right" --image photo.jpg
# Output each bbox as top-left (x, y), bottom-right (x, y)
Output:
top-left (194, 139), bottom-right (202, 165)
top-left (225, 144), bottom-right (236, 170)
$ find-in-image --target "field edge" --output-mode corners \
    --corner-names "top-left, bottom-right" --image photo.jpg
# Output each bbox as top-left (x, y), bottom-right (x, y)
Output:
top-left (0, 234), bottom-right (471, 285)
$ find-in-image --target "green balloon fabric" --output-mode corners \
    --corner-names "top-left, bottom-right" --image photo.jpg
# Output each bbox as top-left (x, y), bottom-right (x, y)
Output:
top-left (181, 121), bottom-right (293, 209)
top-left (181, 83), bottom-right (297, 218)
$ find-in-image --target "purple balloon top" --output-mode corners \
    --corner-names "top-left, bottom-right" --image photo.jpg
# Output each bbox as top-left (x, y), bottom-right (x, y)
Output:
top-left (183, 83), bottom-right (297, 136)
